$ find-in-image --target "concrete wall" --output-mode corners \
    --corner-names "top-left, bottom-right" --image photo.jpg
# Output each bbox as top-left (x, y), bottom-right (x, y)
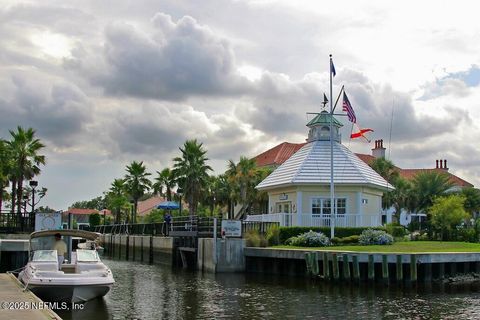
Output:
top-left (101, 234), bottom-right (173, 265)
top-left (197, 238), bottom-right (246, 273)
top-left (0, 239), bottom-right (29, 272)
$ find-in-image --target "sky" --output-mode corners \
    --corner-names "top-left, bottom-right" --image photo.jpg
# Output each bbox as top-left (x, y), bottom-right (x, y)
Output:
top-left (1, 0), bottom-right (480, 210)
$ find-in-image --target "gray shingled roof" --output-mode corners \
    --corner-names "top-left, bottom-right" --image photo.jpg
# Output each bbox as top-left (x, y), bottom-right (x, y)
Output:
top-left (256, 140), bottom-right (394, 190)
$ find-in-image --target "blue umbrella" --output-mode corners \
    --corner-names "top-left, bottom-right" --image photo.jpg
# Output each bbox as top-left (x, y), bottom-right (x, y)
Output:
top-left (156, 201), bottom-right (180, 210)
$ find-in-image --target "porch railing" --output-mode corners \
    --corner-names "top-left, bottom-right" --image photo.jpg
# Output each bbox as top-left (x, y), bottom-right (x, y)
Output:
top-left (245, 213), bottom-right (381, 228)
top-left (0, 210), bottom-right (35, 233)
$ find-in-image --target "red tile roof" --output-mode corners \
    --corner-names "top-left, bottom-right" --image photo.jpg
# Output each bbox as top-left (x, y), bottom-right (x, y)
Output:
top-left (254, 142), bottom-right (306, 167)
top-left (137, 195), bottom-right (166, 216)
top-left (64, 208), bottom-right (112, 215)
top-left (256, 143), bottom-right (474, 188)
top-left (399, 168), bottom-right (473, 187)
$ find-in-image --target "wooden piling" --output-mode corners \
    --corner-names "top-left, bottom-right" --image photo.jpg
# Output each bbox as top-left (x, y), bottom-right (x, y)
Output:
top-left (126, 235), bottom-right (130, 261)
top-left (149, 236), bottom-right (153, 264)
top-left (382, 255), bottom-right (389, 282)
top-left (141, 236), bottom-right (144, 262)
top-left (368, 254), bottom-right (375, 281)
top-left (424, 262), bottom-right (432, 282)
top-left (352, 255), bottom-right (360, 281)
top-left (332, 253), bottom-right (340, 280)
top-left (410, 254), bottom-right (417, 282)
top-left (342, 254), bottom-right (350, 280)
top-left (396, 255), bottom-right (403, 282)
top-left (438, 262), bottom-right (445, 280)
top-left (322, 252), bottom-right (330, 279)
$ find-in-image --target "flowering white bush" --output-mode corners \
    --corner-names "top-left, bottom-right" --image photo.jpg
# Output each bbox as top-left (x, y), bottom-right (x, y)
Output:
top-left (359, 229), bottom-right (394, 245)
top-left (286, 230), bottom-right (331, 247)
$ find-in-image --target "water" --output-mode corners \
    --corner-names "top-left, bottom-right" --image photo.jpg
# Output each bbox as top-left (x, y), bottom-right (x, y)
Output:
top-left (57, 258), bottom-right (480, 320)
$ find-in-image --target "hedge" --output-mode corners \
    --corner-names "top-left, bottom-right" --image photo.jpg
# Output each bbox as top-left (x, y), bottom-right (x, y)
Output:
top-left (279, 226), bottom-right (386, 244)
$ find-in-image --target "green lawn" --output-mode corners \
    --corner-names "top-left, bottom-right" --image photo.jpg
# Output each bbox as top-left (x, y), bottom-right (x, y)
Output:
top-left (272, 241), bottom-right (480, 253)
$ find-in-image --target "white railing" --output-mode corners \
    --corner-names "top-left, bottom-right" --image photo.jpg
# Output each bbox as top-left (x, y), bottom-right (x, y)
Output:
top-left (245, 213), bottom-right (381, 228)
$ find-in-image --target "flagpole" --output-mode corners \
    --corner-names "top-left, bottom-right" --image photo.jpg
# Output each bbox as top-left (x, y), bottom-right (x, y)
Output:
top-left (329, 54), bottom-right (335, 239)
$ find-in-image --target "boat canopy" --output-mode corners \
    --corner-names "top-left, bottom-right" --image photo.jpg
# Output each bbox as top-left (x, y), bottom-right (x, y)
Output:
top-left (30, 229), bottom-right (101, 241)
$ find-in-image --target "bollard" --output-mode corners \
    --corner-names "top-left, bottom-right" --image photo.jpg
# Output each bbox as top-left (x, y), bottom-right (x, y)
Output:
top-left (396, 255), bottom-right (403, 282)
top-left (342, 254), bottom-right (350, 280)
top-left (382, 255), bottom-right (389, 283)
top-left (332, 253), bottom-right (340, 280)
top-left (352, 255), bottom-right (360, 281)
top-left (368, 255), bottom-right (375, 281)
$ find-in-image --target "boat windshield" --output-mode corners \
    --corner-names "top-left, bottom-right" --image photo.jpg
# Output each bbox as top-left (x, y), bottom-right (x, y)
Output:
top-left (76, 249), bottom-right (99, 262)
top-left (32, 250), bottom-right (58, 262)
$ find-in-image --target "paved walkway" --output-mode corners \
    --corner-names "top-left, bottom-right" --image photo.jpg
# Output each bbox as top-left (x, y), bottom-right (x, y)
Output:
top-left (0, 273), bottom-right (61, 320)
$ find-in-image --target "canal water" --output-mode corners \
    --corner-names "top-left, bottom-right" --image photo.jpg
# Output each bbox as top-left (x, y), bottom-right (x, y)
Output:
top-left (57, 258), bottom-right (480, 320)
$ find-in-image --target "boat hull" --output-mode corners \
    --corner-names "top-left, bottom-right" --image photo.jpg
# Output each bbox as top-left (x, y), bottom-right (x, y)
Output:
top-left (26, 283), bottom-right (112, 303)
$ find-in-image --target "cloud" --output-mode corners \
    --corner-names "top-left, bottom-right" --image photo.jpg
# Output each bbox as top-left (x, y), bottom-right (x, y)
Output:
top-left (87, 13), bottom-right (251, 100)
top-left (0, 68), bottom-right (93, 147)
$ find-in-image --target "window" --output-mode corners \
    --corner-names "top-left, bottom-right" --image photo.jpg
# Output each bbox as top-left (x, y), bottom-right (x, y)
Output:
top-left (32, 250), bottom-right (57, 262)
top-left (312, 199), bottom-right (321, 214)
top-left (337, 198), bottom-right (346, 215)
top-left (311, 198), bottom-right (347, 215)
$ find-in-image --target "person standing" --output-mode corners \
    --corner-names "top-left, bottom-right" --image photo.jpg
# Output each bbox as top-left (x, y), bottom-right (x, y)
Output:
top-left (53, 233), bottom-right (67, 269)
top-left (164, 212), bottom-right (172, 236)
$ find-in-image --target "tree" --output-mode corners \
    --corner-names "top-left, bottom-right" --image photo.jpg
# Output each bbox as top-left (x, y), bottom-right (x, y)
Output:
top-left (70, 196), bottom-right (107, 211)
top-left (369, 157), bottom-right (399, 184)
top-left (7, 127), bottom-right (46, 218)
top-left (226, 156), bottom-right (272, 218)
top-left (153, 168), bottom-right (176, 201)
top-left (0, 139), bottom-right (12, 212)
top-left (124, 161), bottom-right (152, 223)
top-left (172, 140), bottom-right (212, 216)
top-left (460, 188), bottom-right (480, 215)
top-left (105, 179), bottom-right (128, 224)
top-left (383, 177), bottom-right (413, 222)
top-left (429, 195), bottom-right (469, 240)
top-left (411, 171), bottom-right (453, 212)
top-left (89, 213), bottom-right (101, 227)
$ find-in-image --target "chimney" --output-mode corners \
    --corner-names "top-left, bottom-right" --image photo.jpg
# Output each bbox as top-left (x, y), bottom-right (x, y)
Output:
top-left (435, 160), bottom-right (439, 169)
top-left (444, 159), bottom-right (448, 171)
top-left (372, 139), bottom-right (386, 158)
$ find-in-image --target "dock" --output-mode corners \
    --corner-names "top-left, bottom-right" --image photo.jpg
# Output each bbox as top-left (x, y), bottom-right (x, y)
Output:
top-left (0, 273), bottom-right (61, 320)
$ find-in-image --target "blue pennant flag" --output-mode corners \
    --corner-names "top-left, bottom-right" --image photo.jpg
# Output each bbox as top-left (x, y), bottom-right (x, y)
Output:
top-left (330, 59), bottom-right (336, 77)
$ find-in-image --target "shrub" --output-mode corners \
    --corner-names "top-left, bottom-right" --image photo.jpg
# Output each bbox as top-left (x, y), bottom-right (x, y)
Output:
top-left (359, 229), bottom-right (394, 245)
top-left (385, 223), bottom-right (408, 237)
top-left (331, 235), bottom-right (360, 245)
top-left (429, 195), bottom-right (469, 241)
top-left (265, 224), bottom-right (281, 246)
top-left (279, 226), bottom-right (386, 244)
top-left (245, 230), bottom-right (267, 247)
top-left (285, 230), bottom-right (331, 247)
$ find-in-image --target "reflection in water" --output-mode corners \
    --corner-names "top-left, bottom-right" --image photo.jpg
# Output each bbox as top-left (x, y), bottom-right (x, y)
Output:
top-left (56, 259), bottom-right (480, 320)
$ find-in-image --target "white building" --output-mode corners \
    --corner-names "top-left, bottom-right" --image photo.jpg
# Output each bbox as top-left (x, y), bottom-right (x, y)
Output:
top-left (247, 111), bottom-right (393, 227)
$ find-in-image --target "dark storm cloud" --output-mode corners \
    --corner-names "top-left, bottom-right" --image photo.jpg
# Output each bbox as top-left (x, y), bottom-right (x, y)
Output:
top-left (0, 70), bottom-right (92, 146)
top-left (92, 13), bottom-right (251, 101)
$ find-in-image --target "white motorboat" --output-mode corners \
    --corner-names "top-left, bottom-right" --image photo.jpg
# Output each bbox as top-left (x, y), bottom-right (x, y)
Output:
top-left (19, 229), bottom-right (114, 303)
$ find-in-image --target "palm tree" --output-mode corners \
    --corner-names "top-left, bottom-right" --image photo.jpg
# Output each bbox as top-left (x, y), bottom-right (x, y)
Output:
top-left (411, 171), bottom-right (453, 212)
top-left (7, 127), bottom-right (46, 218)
top-left (383, 177), bottom-right (413, 222)
top-left (124, 161), bottom-right (152, 223)
top-left (172, 140), bottom-right (212, 216)
top-left (106, 179), bottom-right (128, 224)
top-left (153, 168), bottom-right (176, 201)
top-left (369, 157), bottom-right (399, 184)
top-left (0, 139), bottom-right (12, 212)
top-left (226, 156), bottom-right (271, 218)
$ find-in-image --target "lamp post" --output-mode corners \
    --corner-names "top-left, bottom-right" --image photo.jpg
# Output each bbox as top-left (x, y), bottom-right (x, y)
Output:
top-left (102, 208), bottom-right (107, 226)
top-left (29, 180), bottom-right (38, 231)
top-left (177, 188), bottom-right (183, 216)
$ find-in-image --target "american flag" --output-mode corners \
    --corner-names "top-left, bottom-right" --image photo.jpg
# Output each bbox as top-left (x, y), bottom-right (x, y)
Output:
top-left (342, 92), bottom-right (356, 123)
